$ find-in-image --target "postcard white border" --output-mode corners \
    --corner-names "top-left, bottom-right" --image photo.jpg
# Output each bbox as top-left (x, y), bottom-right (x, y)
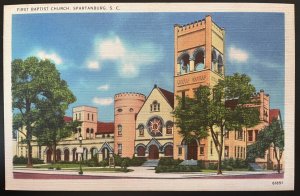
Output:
top-left (4, 3), bottom-right (295, 191)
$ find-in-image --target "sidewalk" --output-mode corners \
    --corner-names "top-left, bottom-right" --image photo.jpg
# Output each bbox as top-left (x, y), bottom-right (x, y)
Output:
top-left (13, 166), bottom-right (280, 179)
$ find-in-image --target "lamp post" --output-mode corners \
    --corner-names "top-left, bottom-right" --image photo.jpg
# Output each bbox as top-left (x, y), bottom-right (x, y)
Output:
top-left (78, 133), bottom-right (83, 175)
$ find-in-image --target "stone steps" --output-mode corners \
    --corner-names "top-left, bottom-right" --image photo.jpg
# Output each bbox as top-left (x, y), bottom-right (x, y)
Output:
top-left (141, 160), bottom-right (159, 167)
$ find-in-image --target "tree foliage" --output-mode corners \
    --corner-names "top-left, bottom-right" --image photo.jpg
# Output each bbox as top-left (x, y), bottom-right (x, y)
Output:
top-left (12, 57), bottom-right (76, 166)
top-left (173, 73), bottom-right (260, 174)
top-left (247, 119), bottom-right (284, 173)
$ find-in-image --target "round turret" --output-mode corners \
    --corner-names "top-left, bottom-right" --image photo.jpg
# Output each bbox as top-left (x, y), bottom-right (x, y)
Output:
top-left (114, 92), bottom-right (146, 157)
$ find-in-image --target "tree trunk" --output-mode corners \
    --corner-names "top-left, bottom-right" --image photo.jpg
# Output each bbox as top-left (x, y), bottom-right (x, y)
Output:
top-left (217, 150), bottom-right (222, 175)
top-left (26, 128), bottom-right (33, 168)
top-left (53, 144), bottom-right (56, 164)
top-left (277, 159), bottom-right (281, 174)
top-left (274, 147), bottom-right (281, 173)
top-left (26, 142), bottom-right (33, 168)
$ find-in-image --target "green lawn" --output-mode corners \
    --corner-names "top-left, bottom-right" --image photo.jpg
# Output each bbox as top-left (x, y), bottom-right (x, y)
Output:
top-left (28, 163), bottom-right (132, 172)
top-left (33, 163), bottom-right (82, 169)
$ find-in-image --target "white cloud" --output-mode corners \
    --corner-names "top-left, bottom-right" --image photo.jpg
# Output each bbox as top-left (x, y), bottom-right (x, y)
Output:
top-left (37, 50), bottom-right (63, 65)
top-left (120, 63), bottom-right (138, 78)
top-left (99, 36), bottom-right (125, 60)
top-left (87, 35), bottom-right (163, 78)
top-left (87, 60), bottom-right (101, 70)
top-left (92, 97), bottom-right (113, 106)
top-left (97, 84), bottom-right (109, 91)
top-left (229, 46), bottom-right (249, 63)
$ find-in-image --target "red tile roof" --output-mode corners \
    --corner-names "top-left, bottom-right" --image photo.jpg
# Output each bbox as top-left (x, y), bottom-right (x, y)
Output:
top-left (63, 116), bottom-right (73, 123)
top-left (158, 87), bottom-right (174, 108)
top-left (96, 122), bottom-right (114, 134)
top-left (269, 109), bottom-right (280, 122)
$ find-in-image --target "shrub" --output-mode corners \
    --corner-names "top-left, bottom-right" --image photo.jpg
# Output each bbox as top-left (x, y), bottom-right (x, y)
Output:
top-left (84, 157), bottom-right (99, 167)
top-left (129, 156), bottom-right (146, 166)
top-left (121, 159), bottom-right (129, 170)
top-left (99, 160), bottom-right (108, 167)
top-left (158, 157), bottom-right (183, 166)
top-left (155, 165), bottom-right (201, 173)
top-left (222, 158), bottom-right (249, 169)
top-left (13, 155), bottom-right (44, 164)
top-left (208, 163), bottom-right (218, 170)
top-left (197, 160), bottom-right (205, 168)
top-left (56, 167), bottom-right (61, 170)
top-left (113, 154), bottom-right (123, 166)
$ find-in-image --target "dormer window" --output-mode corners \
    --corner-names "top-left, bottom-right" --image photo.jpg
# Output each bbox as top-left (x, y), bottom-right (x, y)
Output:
top-left (150, 100), bottom-right (160, 112)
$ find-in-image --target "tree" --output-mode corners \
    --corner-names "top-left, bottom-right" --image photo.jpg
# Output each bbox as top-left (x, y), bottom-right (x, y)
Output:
top-left (247, 119), bottom-right (284, 173)
top-left (12, 56), bottom-right (76, 167)
top-left (34, 110), bottom-right (81, 163)
top-left (174, 73), bottom-right (260, 174)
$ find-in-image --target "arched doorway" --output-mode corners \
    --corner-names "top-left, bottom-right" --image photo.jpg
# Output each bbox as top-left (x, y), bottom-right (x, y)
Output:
top-left (164, 145), bottom-right (173, 157)
top-left (72, 148), bottom-right (78, 162)
top-left (56, 149), bottom-right (61, 161)
top-left (187, 139), bottom-right (198, 160)
top-left (90, 148), bottom-right (98, 159)
top-left (64, 149), bottom-right (70, 162)
top-left (137, 146), bottom-right (146, 156)
top-left (102, 148), bottom-right (109, 160)
top-left (149, 145), bottom-right (159, 159)
top-left (46, 149), bottom-right (52, 163)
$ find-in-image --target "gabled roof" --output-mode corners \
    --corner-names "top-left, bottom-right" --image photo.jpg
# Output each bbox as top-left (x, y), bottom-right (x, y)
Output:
top-left (157, 86), bottom-right (174, 108)
top-left (96, 122), bottom-right (114, 134)
top-left (269, 109), bottom-right (280, 122)
top-left (63, 116), bottom-right (73, 123)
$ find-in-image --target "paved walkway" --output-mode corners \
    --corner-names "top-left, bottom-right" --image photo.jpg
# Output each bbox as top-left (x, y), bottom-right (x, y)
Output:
top-left (13, 166), bottom-right (283, 179)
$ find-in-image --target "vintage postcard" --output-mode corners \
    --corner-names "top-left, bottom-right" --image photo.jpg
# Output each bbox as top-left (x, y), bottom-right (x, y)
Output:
top-left (3, 3), bottom-right (295, 191)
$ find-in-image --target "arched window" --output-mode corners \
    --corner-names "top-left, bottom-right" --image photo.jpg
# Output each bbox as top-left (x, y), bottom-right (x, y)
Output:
top-left (218, 55), bottom-right (224, 75)
top-left (72, 148), bottom-right (77, 162)
top-left (166, 121), bottom-right (174, 134)
top-left (137, 146), bottom-right (146, 156)
top-left (150, 100), bottom-right (160, 112)
top-left (194, 50), bottom-right (205, 71)
top-left (86, 128), bottom-right (90, 139)
top-left (90, 148), bottom-right (98, 158)
top-left (164, 145), bottom-right (173, 156)
top-left (211, 50), bottom-right (217, 71)
top-left (90, 128), bottom-right (94, 139)
top-left (56, 149), bottom-right (61, 161)
top-left (64, 149), bottom-right (70, 162)
top-left (83, 148), bottom-right (88, 160)
top-left (118, 125), bottom-right (122, 136)
top-left (179, 53), bottom-right (190, 74)
top-left (138, 124), bottom-right (144, 136)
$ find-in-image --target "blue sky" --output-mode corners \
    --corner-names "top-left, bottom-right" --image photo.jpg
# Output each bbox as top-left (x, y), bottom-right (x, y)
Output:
top-left (12, 12), bottom-right (285, 122)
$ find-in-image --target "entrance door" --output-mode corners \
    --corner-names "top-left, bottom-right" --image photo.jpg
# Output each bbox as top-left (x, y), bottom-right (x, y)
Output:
top-left (187, 140), bottom-right (198, 160)
top-left (102, 148), bottom-right (109, 160)
top-left (46, 149), bottom-right (52, 163)
top-left (148, 145), bottom-right (159, 159)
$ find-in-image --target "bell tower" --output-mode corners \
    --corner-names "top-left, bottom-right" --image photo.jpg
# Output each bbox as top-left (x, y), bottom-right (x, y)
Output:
top-left (173, 15), bottom-right (226, 161)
